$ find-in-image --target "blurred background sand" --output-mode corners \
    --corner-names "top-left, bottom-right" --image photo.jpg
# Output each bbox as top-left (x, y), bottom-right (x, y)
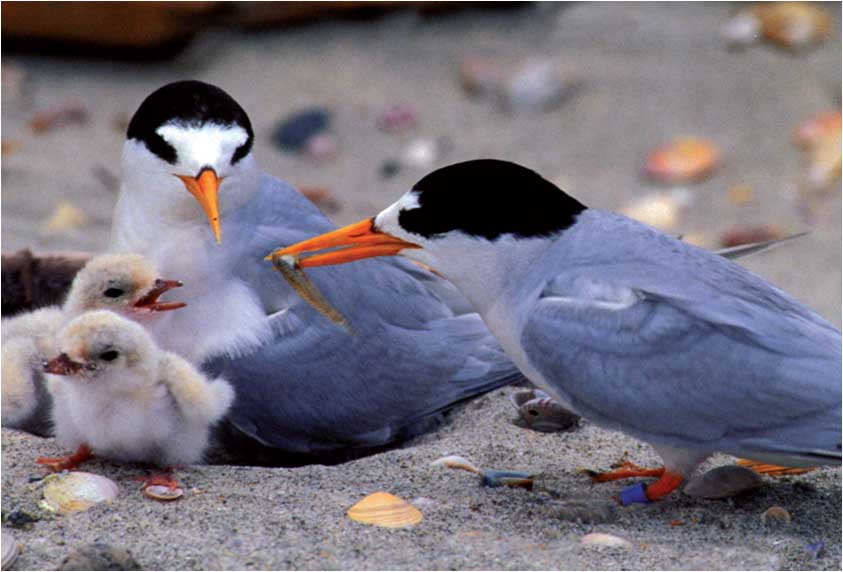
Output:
top-left (1, 3), bottom-right (840, 570)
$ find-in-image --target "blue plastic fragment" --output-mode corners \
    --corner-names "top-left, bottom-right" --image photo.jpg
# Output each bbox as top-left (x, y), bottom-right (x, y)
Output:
top-left (620, 483), bottom-right (650, 505)
top-left (805, 541), bottom-right (824, 559)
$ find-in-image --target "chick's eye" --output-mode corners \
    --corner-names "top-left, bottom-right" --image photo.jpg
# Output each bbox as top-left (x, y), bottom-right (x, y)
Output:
top-left (99, 350), bottom-right (119, 362)
top-left (103, 288), bottom-right (125, 298)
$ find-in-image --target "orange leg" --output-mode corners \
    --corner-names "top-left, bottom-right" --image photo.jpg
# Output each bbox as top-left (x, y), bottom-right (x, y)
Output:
top-left (589, 459), bottom-right (666, 483)
top-left (36, 443), bottom-right (93, 472)
top-left (643, 471), bottom-right (685, 501)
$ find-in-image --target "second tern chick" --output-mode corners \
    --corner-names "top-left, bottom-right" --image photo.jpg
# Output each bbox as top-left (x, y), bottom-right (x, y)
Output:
top-left (39, 310), bottom-right (234, 495)
top-left (1, 254), bottom-right (184, 435)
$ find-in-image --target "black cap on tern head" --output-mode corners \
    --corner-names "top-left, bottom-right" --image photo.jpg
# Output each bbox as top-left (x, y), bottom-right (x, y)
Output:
top-left (398, 159), bottom-right (587, 240)
top-left (126, 80), bottom-right (254, 165)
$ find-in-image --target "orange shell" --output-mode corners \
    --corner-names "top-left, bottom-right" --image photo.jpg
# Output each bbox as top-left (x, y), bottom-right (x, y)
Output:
top-left (346, 492), bottom-right (423, 528)
top-left (645, 137), bottom-right (719, 183)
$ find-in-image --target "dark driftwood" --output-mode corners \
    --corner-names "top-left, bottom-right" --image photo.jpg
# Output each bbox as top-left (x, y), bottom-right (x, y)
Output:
top-left (1, 249), bottom-right (92, 317)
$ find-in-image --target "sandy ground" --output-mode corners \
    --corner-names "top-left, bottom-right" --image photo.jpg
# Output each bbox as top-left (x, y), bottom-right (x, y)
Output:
top-left (1, 3), bottom-right (841, 570)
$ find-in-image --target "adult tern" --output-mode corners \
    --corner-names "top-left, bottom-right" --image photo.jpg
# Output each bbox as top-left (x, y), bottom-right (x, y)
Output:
top-left (272, 159), bottom-right (842, 501)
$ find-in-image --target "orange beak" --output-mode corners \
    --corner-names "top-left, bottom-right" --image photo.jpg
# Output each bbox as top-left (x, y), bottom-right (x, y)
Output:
top-left (266, 218), bottom-right (420, 267)
top-left (176, 169), bottom-right (222, 244)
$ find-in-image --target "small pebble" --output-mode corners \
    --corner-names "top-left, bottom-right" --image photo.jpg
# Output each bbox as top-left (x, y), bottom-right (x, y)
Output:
top-left (29, 104), bottom-right (89, 134)
top-left (300, 187), bottom-right (342, 214)
top-left (272, 108), bottom-right (332, 152)
top-left (41, 201), bottom-right (91, 235)
top-left (4, 509), bottom-right (40, 529)
top-left (580, 532), bottom-right (632, 549)
top-left (683, 465), bottom-right (763, 499)
top-left (720, 225), bottom-right (783, 248)
top-left (722, 10), bottom-right (761, 47)
top-left (377, 103), bottom-right (418, 133)
top-left (458, 56), bottom-right (507, 97)
top-left (379, 159), bottom-right (401, 179)
top-left (761, 505), bottom-right (791, 526)
top-left (58, 543), bottom-right (141, 571)
top-left (619, 191), bottom-right (685, 231)
top-left (754, 2), bottom-right (831, 49)
top-left (501, 59), bottom-right (572, 112)
top-left (556, 500), bottom-right (617, 524)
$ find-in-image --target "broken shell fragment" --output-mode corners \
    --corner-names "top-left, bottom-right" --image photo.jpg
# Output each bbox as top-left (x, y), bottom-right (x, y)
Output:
top-left (142, 484), bottom-right (184, 501)
top-left (735, 458), bottom-right (815, 477)
top-left (41, 201), bottom-right (91, 235)
top-left (580, 532), bottom-right (633, 549)
top-left (510, 389), bottom-right (580, 433)
top-left (346, 492), bottom-right (422, 528)
top-left (40, 472), bottom-right (119, 514)
top-left (761, 505), bottom-right (791, 526)
top-left (683, 465), bottom-right (763, 499)
top-left (481, 470), bottom-right (534, 490)
top-left (645, 137), bottom-right (719, 184)
top-left (619, 192), bottom-right (683, 231)
top-left (2, 529), bottom-right (20, 570)
top-left (753, 2), bottom-right (831, 49)
top-left (431, 455), bottom-right (481, 475)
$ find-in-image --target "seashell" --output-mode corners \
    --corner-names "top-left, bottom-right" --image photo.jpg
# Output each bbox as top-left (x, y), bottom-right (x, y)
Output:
top-left (510, 388), bottom-right (543, 408)
top-left (511, 391), bottom-right (580, 433)
top-left (41, 201), bottom-right (90, 235)
top-left (431, 455), bottom-right (481, 475)
top-left (40, 471), bottom-right (119, 514)
top-left (805, 130), bottom-right (841, 190)
top-left (645, 137), bottom-right (719, 184)
top-left (580, 532), bottom-right (632, 549)
top-left (346, 492), bottom-right (422, 528)
top-left (142, 484), bottom-right (184, 502)
top-left (753, 3), bottom-right (831, 49)
top-left (720, 225), bottom-right (784, 248)
top-left (29, 104), bottom-right (89, 134)
top-left (619, 192), bottom-right (683, 231)
top-left (722, 10), bottom-right (761, 47)
top-left (728, 184), bottom-right (754, 206)
top-left (683, 465), bottom-right (763, 499)
top-left (735, 458), bottom-right (815, 477)
top-left (2, 529), bottom-right (20, 571)
top-left (761, 505), bottom-right (791, 526)
top-left (304, 133), bottom-right (338, 162)
top-left (480, 470), bottom-right (534, 490)
top-left (793, 112), bottom-right (841, 147)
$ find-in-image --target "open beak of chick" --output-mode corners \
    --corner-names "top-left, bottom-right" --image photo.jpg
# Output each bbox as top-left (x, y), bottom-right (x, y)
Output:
top-left (43, 353), bottom-right (86, 376)
top-left (130, 279), bottom-right (187, 313)
top-left (266, 218), bottom-right (419, 267)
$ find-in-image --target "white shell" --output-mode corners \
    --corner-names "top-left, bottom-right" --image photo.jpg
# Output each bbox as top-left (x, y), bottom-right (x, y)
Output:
top-left (40, 471), bottom-right (119, 514)
top-left (580, 532), bottom-right (633, 549)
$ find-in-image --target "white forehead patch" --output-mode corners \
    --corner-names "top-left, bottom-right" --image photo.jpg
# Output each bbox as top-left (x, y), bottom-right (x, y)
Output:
top-left (157, 123), bottom-right (249, 170)
top-left (374, 191), bottom-right (422, 238)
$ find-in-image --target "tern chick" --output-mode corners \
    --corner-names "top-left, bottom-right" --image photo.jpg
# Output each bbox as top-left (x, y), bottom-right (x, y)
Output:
top-left (40, 310), bottom-right (234, 476)
top-left (274, 159), bottom-right (841, 504)
top-left (1, 254), bottom-right (184, 435)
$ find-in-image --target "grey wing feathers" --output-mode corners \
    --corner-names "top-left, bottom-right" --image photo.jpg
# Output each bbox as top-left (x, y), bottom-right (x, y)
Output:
top-left (203, 175), bottom-right (522, 453)
top-left (522, 212), bottom-right (840, 464)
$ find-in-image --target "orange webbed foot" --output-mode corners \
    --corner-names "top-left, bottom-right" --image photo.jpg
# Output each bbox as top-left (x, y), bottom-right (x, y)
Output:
top-left (35, 444), bottom-right (93, 472)
top-left (587, 459), bottom-right (666, 483)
